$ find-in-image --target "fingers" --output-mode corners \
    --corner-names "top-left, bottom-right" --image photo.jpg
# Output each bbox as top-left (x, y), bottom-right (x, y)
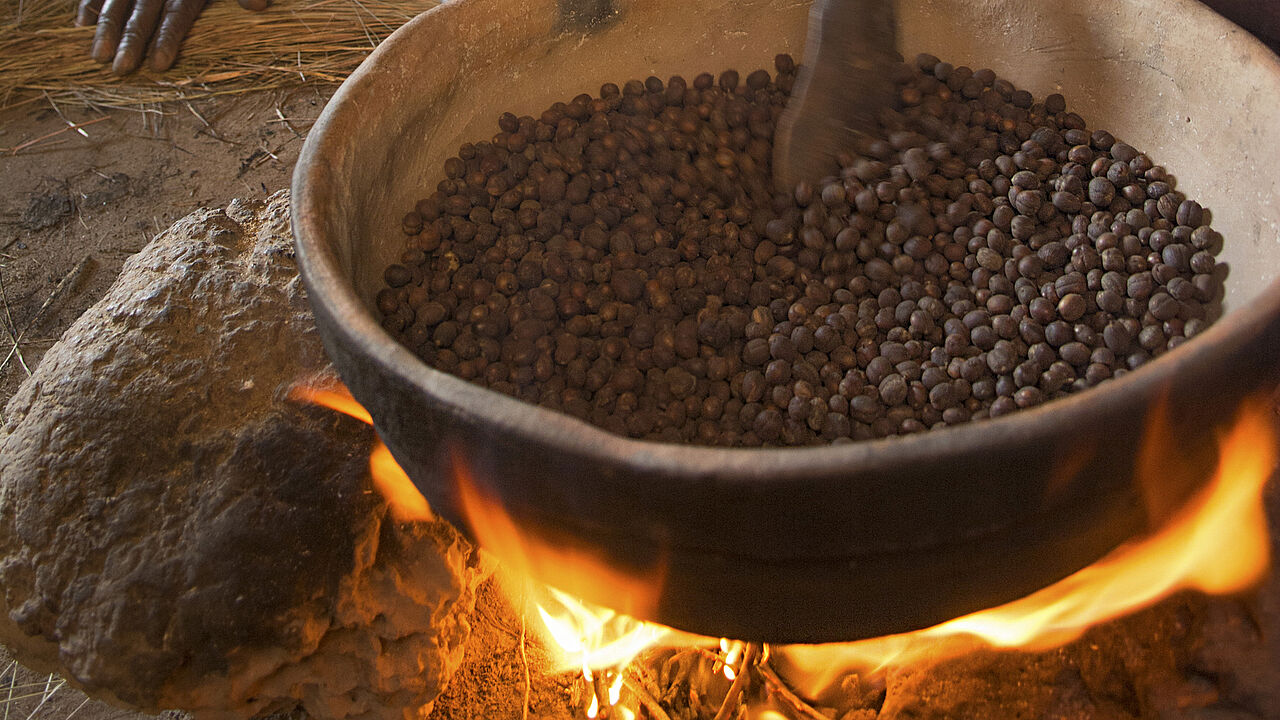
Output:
top-left (148, 0), bottom-right (209, 72)
top-left (76, 0), bottom-right (104, 27)
top-left (88, 0), bottom-right (259, 74)
top-left (90, 0), bottom-right (132, 63)
top-left (112, 0), bottom-right (166, 74)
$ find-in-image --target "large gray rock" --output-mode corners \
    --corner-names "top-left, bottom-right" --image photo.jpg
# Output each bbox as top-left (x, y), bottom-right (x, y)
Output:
top-left (0, 192), bottom-right (488, 720)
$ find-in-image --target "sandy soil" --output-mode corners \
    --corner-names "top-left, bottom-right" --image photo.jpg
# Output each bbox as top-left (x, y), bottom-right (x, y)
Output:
top-left (0, 88), bottom-right (326, 413)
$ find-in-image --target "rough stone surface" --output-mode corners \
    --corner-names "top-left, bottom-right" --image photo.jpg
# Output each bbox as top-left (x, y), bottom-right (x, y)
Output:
top-left (0, 192), bottom-right (488, 720)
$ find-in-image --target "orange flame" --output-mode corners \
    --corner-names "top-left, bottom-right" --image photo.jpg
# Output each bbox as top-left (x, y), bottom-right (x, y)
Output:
top-left (291, 384), bottom-right (372, 424)
top-left (296, 381), bottom-right (1276, 716)
top-left (777, 397), bottom-right (1276, 693)
top-left (452, 455), bottom-right (667, 623)
top-left (452, 449), bottom-right (695, 717)
top-left (452, 453), bottom-right (686, 673)
top-left (291, 381), bottom-right (681, 688)
top-left (290, 383), bottom-right (432, 522)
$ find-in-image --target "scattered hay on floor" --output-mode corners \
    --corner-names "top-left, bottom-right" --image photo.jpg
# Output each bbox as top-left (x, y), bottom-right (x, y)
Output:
top-left (0, 0), bottom-right (437, 110)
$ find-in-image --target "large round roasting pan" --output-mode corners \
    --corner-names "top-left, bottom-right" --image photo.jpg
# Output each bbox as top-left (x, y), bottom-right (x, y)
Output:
top-left (292, 0), bottom-right (1280, 642)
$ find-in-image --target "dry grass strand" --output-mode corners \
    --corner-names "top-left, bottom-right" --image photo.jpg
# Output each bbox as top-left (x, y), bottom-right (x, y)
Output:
top-left (0, 0), bottom-right (438, 110)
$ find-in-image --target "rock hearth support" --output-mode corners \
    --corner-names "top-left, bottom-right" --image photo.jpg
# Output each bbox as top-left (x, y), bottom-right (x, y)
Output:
top-left (0, 192), bottom-right (488, 720)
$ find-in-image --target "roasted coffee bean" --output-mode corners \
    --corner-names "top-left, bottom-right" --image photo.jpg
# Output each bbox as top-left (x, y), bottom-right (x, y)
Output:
top-left (377, 54), bottom-right (1223, 447)
top-left (1149, 292), bottom-right (1181, 321)
top-left (384, 264), bottom-right (413, 288)
top-left (1057, 293), bottom-right (1087, 322)
top-left (1088, 177), bottom-right (1115, 207)
top-left (879, 374), bottom-right (909, 406)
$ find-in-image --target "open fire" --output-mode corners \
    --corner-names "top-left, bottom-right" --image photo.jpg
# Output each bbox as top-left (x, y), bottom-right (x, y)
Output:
top-left (293, 383), bottom-right (1276, 719)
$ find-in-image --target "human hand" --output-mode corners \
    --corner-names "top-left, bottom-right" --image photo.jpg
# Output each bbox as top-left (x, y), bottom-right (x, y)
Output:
top-left (76, 0), bottom-right (270, 75)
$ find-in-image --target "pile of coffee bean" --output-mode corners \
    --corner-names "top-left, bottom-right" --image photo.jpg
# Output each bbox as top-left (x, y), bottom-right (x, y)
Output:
top-left (376, 53), bottom-right (1223, 447)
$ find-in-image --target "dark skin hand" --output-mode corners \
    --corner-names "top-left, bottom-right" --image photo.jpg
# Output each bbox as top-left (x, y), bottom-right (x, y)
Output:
top-left (76, 0), bottom-right (270, 75)
top-left (72, 0), bottom-right (1278, 78)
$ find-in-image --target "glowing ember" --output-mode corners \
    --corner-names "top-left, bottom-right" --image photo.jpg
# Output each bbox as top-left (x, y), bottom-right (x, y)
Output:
top-left (719, 639), bottom-right (745, 680)
top-left (296, 381), bottom-right (1276, 717)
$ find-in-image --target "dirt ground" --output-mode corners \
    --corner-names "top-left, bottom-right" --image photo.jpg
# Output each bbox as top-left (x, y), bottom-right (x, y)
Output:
top-left (0, 88), bottom-right (326, 413)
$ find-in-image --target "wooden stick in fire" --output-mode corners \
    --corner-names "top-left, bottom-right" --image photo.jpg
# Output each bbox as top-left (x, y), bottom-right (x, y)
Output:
top-left (712, 643), bottom-right (761, 720)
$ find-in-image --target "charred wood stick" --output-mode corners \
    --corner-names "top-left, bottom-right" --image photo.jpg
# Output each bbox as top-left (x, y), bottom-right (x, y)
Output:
top-left (756, 652), bottom-right (828, 720)
top-left (518, 602), bottom-right (531, 720)
top-left (622, 674), bottom-right (673, 720)
top-left (712, 643), bottom-right (759, 720)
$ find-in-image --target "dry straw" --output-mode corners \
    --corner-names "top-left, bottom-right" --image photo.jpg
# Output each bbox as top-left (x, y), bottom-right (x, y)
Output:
top-left (0, 0), bottom-right (438, 110)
